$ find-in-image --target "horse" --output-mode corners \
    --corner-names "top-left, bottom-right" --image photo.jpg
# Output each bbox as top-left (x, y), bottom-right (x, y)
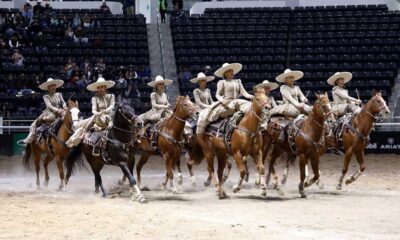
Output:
top-left (333, 90), bottom-right (390, 190)
top-left (190, 88), bottom-right (269, 199)
top-left (23, 100), bottom-right (80, 190)
top-left (262, 93), bottom-right (335, 198)
top-left (65, 103), bottom-right (145, 203)
top-left (133, 96), bottom-right (198, 193)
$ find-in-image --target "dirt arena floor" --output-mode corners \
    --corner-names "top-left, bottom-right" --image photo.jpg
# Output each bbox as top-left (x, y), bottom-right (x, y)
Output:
top-left (0, 153), bottom-right (399, 240)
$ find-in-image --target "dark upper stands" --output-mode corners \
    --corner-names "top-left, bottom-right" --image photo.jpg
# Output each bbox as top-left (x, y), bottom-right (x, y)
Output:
top-left (171, 4), bottom-right (399, 102)
top-left (0, 8), bottom-right (150, 119)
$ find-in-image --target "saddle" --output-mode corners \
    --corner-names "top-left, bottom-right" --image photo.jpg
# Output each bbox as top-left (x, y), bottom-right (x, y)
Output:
top-left (205, 111), bottom-right (245, 147)
top-left (141, 119), bottom-right (165, 151)
top-left (332, 113), bottom-right (355, 144)
top-left (84, 131), bottom-right (107, 157)
top-left (267, 115), bottom-right (293, 142)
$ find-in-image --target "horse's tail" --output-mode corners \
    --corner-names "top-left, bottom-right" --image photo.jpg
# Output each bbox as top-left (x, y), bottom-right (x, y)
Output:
top-left (188, 137), bottom-right (204, 165)
top-left (65, 143), bottom-right (84, 175)
top-left (23, 143), bottom-right (32, 170)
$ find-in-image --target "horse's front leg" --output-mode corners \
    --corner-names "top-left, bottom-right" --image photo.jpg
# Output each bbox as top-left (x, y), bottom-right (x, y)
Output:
top-left (117, 161), bottom-right (145, 203)
top-left (337, 148), bottom-right (353, 190)
top-left (185, 151), bottom-right (197, 187)
top-left (232, 151), bottom-right (246, 193)
top-left (252, 150), bottom-right (267, 197)
top-left (345, 150), bottom-right (365, 185)
top-left (222, 155), bottom-right (233, 182)
top-left (298, 154), bottom-right (307, 198)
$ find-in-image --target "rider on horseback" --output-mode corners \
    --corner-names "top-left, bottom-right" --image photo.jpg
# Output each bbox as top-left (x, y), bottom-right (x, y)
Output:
top-left (66, 77), bottom-right (115, 148)
top-left (254, 79), bottom-right (279, 131)
top-left (196, 63), bottom-right (254, 138)
top-left (23, 78), bottom-right (67, 144)
top-left (191, 72), bottom-right (215, 109)
top-left (327, 72), bottom-right (362, 117)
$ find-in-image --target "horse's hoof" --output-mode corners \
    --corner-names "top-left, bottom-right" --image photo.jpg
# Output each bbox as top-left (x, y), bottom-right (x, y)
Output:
top-left (44, 181), bottom-right (49, 188)
top-left (190, 176), bottom-right (196, 187)
top-left (178, 178), bottom-right (183, 186)
top-left (300, 194), bottom-right (307, 198)
top-left (133, 194), bottom-right (146, 203)
top-left (102, 192), bottom-right (108, 198)
top-left (281, 178), bottom-right (287, 186)
top-left (161, 184), bottom-right (166, 191)
top-left (345, 179), bottom-right (352, 185)
top-left (171, 187), bottom-right (179, 194)
top-left (276, 188), bottom-right (285, 196)
top-left (255, 178), bottom-right (260, 186)
top-left (95, 189), bottom-right (100, 194)
top-left (336, 185), bottom-right (342, 191)
top-left (36, 185), bottom-right (41, 190)
top-left (204, 180), bottom-right (211, 187)
top-left (232, 185), bottom-right (241, 193)
top-left (218, 190), bottom-right (228, 199)
top-left (244, 174), bottom-right (249, 183)
top-left (317, 182), bottom-right (324, 190)
top-left (272, 183), bottom-right (278, 190)
top-left (260, 189), bottom-right (267, 197)
top-left (117, 180), bottom-right (124, 186)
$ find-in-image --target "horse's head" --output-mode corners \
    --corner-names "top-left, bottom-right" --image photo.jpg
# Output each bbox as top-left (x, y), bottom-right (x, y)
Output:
top-left (313, 92), bottom-right (335, 124)
top-left (253, 88), bottom-right (269, 109)
top-left (366, 90), bottom-right (390, 119)
top-left (117, 103), bottom-right (138, 125)
top-left (67, 99), bottom-right (80, 131)
top-left (174, 95), bottom-right (198, 119)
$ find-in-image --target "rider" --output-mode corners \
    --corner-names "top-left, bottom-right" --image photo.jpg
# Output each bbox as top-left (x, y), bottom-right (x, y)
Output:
top-left (66, 77), bottom-right (115, 148)
top-left (23, 78), bottom-right (67, 144)
top-left (270, 69), bottom-right (312, 117)
top-left (254, 79), bottom-right (279, 131)
top-left (136, 75), bottom-right (173, 125)
top-left (191, 72), bottom-right (215, 109)
top-left (327, 72), bottom-right (362, 117)
top-left (196, 62), bottom-right (254, 137)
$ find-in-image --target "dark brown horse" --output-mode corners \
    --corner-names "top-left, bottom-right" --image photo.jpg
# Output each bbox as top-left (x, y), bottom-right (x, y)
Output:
top-left (262, 93), bottom-right (335, 198)
top-left (190, 89), bottom-right (269, 199)
top-left (134, 96), bottom-right (198, 193)
top-left (334, 91), bottom-right (390, 190)
top-left (65, 103), bottom-right (145, 202)
top-left (23, 100), bottom-right (80, 190)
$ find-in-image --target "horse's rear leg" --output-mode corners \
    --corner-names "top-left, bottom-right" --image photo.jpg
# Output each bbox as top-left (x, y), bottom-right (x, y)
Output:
top-left (165, 153), bottom-right (179, 194)
top-left (185, 152), bottom-right (196, 187)
top-left (33, 148), bottom-right (41, 190)
top-left (222, 155), bottom-right (233, 182)
top-left (216, 151), bottom-right (228, 199)
top-left (281, 158), bottom-right (292, 186)
top-left (176, 155), bottom-right (183, 190)
top-left (136, 152), bottom-right (150, 190)
top-left (119, 151), bottom-right (135, 186)
top-left (90, 160), bottom-right (107, 197)
top-left (345, 150), bottom-right (365, 185)
top-left (337, 149), bottom-right (353, 190)
top-left (43, 154), bottom-right (53, 188)
top-left (117, 162), bottom-right (145, 203)
top-left (252, 151), bottom-right (267, 197)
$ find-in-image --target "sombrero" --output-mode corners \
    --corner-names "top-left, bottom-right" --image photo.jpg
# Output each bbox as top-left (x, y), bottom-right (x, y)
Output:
top-left (214, 63), bottom-right (242, 78)
top-left (276, 69), bottom-right (304, 83)
top-left (87, 77), bottom-right (115, 92)
top-left (39, 78), bottom-right (64, 91)
top-left (147, 75), bottom-right (173, 88)
top-left (190, 72), bottom-right (215, 84)
top-left (255, 80), bottom-right (279, 91)
top-left (327, 72), bottom-right (353, 86)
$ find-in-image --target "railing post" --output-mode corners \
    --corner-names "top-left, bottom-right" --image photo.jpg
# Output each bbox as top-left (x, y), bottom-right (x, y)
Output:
top-left (0, 116), bottom-right (2, 135)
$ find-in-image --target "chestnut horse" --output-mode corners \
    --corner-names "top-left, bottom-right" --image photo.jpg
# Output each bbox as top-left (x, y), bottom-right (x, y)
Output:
top-left (190, 89), bottom-right (269, 199)
top-left (262, 93), bottom-right (335, 198)
top-left (23, 100), bottom-right (80, 190)
top-left (65, 103), bottom-right (145, 203)
top-left (134, 96), bottom-right (198, 193)
top-left (334, 91), bottom-right (390, 190)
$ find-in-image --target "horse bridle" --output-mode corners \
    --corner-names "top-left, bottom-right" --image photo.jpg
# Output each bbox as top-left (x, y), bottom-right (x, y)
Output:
top-left (252, 96), bottom-right (268, 121)
top-left (363, 96), bottom-right (387, 122)
top-left (172, 99), bottom-right (197, 123)
top-left (113, 107), bottom-right (138, 134)
top-left (63, 107), bottom-right (80, 134)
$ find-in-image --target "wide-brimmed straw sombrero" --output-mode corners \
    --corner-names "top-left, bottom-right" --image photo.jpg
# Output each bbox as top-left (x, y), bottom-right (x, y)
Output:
top-left (214, 63), bottom-right (242, 78)
top-left (255, 80), bottom-right (279, 91)
top-left (87, 77), bottom-right (115, 91)
top-left (276, 69), bottom-right (304, 83)
top-left (39, 78), bottom-right (64, 90)
top-left (327, 72), bottom-right (353, 86)
top-left (147, 75), bottom-right (173, 88)
top-left (190, 72), bottom-right (215, 84)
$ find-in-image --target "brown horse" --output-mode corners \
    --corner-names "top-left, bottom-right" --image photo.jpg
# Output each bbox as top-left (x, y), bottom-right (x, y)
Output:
top-left (134, 96), bottom-right (198, 193)
top-left (262, 93), bottom-right (335, 198)
top-left (335, 91), bottom-right (390, 190)
top-left (190, 89), bottom-right (269, 199)
top-left (23, 100), bottom-right (80, 190)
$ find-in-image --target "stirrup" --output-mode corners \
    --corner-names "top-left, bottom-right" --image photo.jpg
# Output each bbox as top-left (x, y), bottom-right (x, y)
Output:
top-left (92, 147), bottom-right (100, 157)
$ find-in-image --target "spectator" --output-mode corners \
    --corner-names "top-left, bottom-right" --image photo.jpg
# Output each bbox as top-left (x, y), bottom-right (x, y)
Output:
top-left (50, 14), bottom-right (58, 27)
top-left (80, 58), bottom-right (93, 78)
top-left (100, 1), bottom-right (112, 14)
top-left (158, 0), bottom-right (167, 23)
top-left (33, 32), bottom-right (48, 53)
top-left (125, 0), bottom-right (135, 16)
top-left (43, 1), bottom-right (53, 15)
top-left (72, 13), bottom-right (81, 28)
top-left (173, 0), bottom-right (183, 11)
top-left (137, 65), bottom-right (150, 79)
top-left (204, 65), bottom-right (213, 76)
top-left (28, 19), bottom-right (42, 37)
top-left (64, 26), bottom-right (74, 42)
top-left (33, 0), bottom-right (44, 15)
top-left (82, 14), bottom-right (93, 28)
top-left (0, 36), bottom-right (6, 48)
top-left (178, 65), bottom-right (192, 82)
top-left (126, 65), bottom-right (139, 81)
top-left (64, 57), bottom-right (75, 78)
top-left (76, 74), bottom-right (87, 89)
top-left (69, 65), bottom-right (82, 83)
top-left (11, 49), bottom-right (24, 67)
top-left (21, 3), bottom-right (33, 21)
top-left (74, 26), bottom-right (88, 43)
top-left (95, 57), bottom-right (106, 74)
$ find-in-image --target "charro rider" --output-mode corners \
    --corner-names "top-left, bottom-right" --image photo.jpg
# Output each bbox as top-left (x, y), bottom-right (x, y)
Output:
top-left (270, 69), bottom-right (312, 118)
top-left (191, 72), bottom-right (215, 109)
top-left (66, 77), bottom-right (115, 147)
top-left (254, 79), bottom-right (279, 131)
top-left (196, 62), bottom-right (254, 138)
top-left (327, 71), bottom-right (362, 117)
top-left (23, 78), bottom-right (67, 144)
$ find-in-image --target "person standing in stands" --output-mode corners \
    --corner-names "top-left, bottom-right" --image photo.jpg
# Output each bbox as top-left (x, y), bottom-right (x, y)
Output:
top-left (158, 0), bottom-right (168, 23)
top-left (100, 1), bottom-right (112, 14)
